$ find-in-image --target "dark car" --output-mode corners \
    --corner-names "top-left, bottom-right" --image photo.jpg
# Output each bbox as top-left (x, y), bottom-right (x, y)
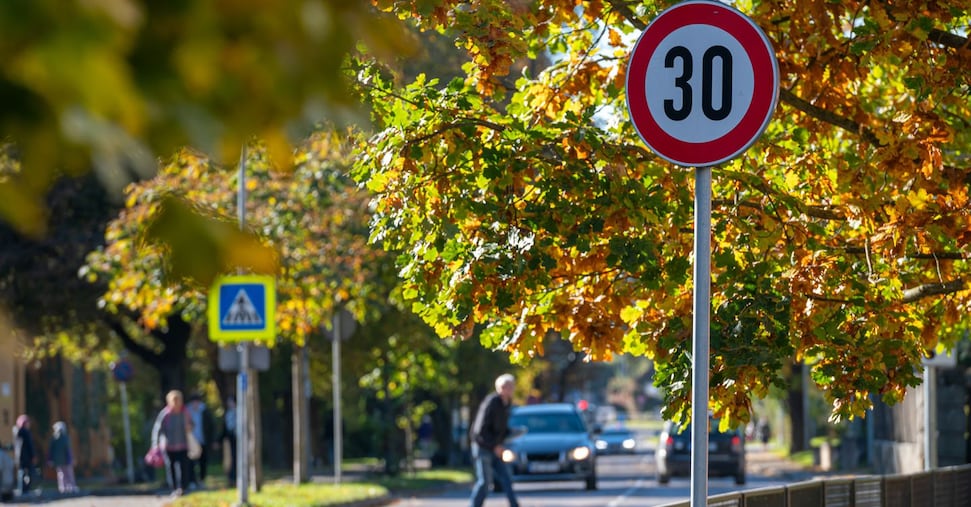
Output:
top-left (501, 403), bottom-right (599, 490)
top-left (595, 427), bottom-right (638, 455)
top-left (655, 419), bottom-right (745, 485)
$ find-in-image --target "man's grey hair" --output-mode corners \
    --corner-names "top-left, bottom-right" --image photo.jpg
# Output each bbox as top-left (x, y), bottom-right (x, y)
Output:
top-left (495, 373), bottom-right (515, 392)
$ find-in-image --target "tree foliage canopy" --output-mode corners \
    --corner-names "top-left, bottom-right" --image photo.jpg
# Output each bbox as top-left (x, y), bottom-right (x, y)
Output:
top-left (83, 131), bottom-right (382, 346)
top-left (355, 0), bottom-right (971, 422)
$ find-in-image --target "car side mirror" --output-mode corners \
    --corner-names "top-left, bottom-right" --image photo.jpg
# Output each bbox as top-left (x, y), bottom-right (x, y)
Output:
top-left (591, 424), bottom-right (602, 436)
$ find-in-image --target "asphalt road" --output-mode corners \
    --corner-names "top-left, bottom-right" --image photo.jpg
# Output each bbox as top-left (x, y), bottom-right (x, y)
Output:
top-left (395, 442), bottom-right (796, 507)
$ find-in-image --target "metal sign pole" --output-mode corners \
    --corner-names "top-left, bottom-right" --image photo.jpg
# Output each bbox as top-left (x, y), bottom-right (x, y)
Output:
top-left (923, 364), bottom-right (936, 470)
top-left (237, 147), bottom-right (251, 506)
top-left (690, 166), bottom-right (712, 507)
top-left (120, 382), bottom-right (134, 484)
top-left (332, 311), bottom-right (343, 484)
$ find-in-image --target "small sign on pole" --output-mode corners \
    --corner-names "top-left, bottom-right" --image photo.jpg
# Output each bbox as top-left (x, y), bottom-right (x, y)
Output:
top-left (218, 345), bottom-right (272, 372)
top-left (110, 359), bottom-right (135, 484)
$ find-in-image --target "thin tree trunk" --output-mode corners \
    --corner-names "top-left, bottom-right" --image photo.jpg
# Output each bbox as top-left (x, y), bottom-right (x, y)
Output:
top-left (787, 362), bottom-right (807, 453)
top-left (249, 369), bottom-right (263, 491)
top-left (292, 346), bottom-right (309, 483)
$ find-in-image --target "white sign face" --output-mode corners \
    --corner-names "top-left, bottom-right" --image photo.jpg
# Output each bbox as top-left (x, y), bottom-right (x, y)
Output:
top-left (644, 25), bottom-right (753, 144)
top-left (626, 1), bottom-right (779, 167)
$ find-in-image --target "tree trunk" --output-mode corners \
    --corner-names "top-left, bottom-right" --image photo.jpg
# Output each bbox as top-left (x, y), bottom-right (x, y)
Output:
top-left (787, 362), bottom-right (807, 453)
top-left (107, 313), bottom-right (191, 402)
top-left (157, 357), bottom-right (188, 401)
top-left (249, 368), bottom-right (263, 491)
top-left (292, 346), bottom-right (309, 483)
top-left (382, 355), bottom-right (400, 475)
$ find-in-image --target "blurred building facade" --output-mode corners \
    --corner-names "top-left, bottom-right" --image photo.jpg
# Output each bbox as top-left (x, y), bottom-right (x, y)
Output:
top-left (1, 333), bottom-right (114, 479)
top-left (0, 329), bottom-right (25, 440)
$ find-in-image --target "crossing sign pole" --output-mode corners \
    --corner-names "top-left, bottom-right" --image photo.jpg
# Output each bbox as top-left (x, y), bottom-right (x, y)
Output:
top-left (208, 272), bottom-right (274, 505)
top-left (625, 3), bottom-right (778, 507)
top-left (237, 148), bottom-right (249, 507)
top-left (205, 146), bottom-right (277, 506)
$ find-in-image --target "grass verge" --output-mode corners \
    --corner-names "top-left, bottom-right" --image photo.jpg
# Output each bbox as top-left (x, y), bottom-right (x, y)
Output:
top-left (168, 468), bottom-right (472, 507)
top-left (789, 450), bottom-right (814, 468)
top-left (371, 468), bottom-right (471, 493)
top-left (168, 482), bottom-right (388, 507)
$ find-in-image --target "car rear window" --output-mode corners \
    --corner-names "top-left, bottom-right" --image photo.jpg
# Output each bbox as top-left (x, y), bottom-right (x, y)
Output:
top-left (669, 419), bottom-right (740, 437)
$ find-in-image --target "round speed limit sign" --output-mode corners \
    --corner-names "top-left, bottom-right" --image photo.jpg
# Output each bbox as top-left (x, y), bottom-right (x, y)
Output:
top-left (626, 1), bottom-right (779, 167)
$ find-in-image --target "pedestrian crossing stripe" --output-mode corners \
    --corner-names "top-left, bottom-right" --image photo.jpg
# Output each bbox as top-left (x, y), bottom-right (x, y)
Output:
top-left (207, 275), bottom-right (276, 342)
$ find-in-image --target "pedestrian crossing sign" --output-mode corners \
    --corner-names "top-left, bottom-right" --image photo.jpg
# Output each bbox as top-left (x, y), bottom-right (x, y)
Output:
top-left (208, 275), bottom-right (276, 342)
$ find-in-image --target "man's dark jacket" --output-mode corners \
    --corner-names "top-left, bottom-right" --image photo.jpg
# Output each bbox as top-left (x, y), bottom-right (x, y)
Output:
top-left (470, 393), bottom-right (511, 450)
top-left (14, 426), bottom-right (35, 468)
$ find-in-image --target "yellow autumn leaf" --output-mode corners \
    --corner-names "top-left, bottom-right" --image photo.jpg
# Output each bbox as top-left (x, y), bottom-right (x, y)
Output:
top-left (906, 188), bottom-right (930, 209)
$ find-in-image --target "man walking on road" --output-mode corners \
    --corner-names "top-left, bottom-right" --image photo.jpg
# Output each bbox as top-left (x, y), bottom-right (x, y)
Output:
top-left (469, 373), bottom-right (520, 507)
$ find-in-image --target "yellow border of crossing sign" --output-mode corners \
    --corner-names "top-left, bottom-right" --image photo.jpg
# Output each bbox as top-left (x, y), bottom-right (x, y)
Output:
top-left (208, 275), bottom-right (276, 342)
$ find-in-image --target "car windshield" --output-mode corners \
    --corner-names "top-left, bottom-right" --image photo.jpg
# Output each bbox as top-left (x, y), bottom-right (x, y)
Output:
top-left (602, 429), bottom-right (630, 436)
top-left (510, 412), bottom-right (586, 433)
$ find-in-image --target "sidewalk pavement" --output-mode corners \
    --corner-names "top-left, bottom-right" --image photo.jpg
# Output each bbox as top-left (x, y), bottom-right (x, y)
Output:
top-left (745, 444), bottom-right (829, 483)
top-left (4, 487), bottom-right (174, 507)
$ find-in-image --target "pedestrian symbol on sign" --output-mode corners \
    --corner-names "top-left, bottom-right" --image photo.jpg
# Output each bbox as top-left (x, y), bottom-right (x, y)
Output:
top-left (223, 289), bottom-right (263, 325)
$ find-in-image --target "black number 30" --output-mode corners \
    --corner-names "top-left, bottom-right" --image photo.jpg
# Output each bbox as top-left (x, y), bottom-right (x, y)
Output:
top-left (663, 45), bottom-right (732, 122)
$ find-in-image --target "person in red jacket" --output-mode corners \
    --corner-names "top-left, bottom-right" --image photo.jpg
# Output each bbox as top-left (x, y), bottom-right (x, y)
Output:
top-left (469, 374), bottom-right (519, 507)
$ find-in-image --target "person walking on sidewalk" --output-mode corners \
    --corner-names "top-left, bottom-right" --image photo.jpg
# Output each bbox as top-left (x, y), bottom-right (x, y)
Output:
top-left (756, 417), bottom-right (772, 449)
top-left (13, 414), bottom-right (37, 496)
top-left (152, 390), bottom-right (192, 497)
top-left (469, 374), bottom-right (519, 507)
top-left (186, 392), bottom-right (215, 489)
top-left (48, 421), bottom-right (79, 494)
top-left (222, 395), bottom-right (238, 486)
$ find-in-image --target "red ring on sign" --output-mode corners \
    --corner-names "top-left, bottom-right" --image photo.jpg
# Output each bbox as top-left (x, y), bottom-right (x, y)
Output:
top-left (626, 1), bottom-right (778, 167)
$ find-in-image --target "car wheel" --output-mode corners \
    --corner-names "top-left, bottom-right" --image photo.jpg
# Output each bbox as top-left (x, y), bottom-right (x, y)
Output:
top-left (734, 471), bottom-right (746, 485)
top-left (585, 474), bottom-right (597, 490)
top-left (658, 472), bottom-right (671, 485)
top-left (0, 491), bottom-right (12, 503)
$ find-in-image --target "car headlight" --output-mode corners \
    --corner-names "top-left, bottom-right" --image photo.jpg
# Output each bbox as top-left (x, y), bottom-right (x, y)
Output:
top-left (501, 449), bottom-right (516, 463)
top-left (595, 440), bottom-right (608, 450)
top-left (622, 438), bottom-right (636, 449)
top-left (570, 446), bottom-right (592, 461)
